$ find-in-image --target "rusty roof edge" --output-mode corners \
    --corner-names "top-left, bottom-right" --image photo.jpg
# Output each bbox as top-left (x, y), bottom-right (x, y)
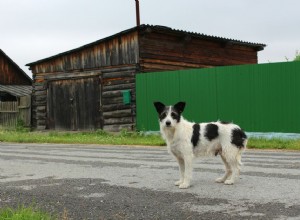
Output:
top-left (0, 49), bottom-right (32, 82)
top-left (26, 24), bottom-right (266, 66)
top-left (149, 25), bottom-right (266, 48)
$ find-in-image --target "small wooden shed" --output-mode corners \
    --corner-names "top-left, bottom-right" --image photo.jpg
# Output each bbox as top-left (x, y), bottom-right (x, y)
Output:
top-left (0, 49), bottom-right (32, 128)
top-left (26, 24), bottom-right (265, 131)
top-left (0, 85), bottom-right (32, 127)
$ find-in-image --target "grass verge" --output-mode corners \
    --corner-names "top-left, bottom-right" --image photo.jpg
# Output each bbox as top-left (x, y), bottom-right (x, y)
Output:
top-left (0, 205), bottom-right (56, 220)
top-left (0, 129), bottom-right (165, 146)
top-left (0, 129), bottom-right (300, 150)
top-left (247, 137), bottom-right (300, 150)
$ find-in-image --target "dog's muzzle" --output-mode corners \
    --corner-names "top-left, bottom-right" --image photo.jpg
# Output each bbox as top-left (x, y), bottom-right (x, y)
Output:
top-left (165, 121), bottom-right (171, 127)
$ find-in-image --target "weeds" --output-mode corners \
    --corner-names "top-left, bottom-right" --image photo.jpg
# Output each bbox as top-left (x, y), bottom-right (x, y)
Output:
top-left (0, 205), bottom-right (56, 220)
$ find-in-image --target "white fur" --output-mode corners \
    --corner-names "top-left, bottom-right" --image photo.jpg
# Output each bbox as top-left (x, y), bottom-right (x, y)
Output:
top-left (159, 106), bottom-right (246, 189)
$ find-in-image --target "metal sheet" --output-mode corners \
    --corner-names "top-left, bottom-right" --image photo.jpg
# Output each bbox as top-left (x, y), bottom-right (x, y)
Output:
top-left (136, 62), bottom-right (300, 133)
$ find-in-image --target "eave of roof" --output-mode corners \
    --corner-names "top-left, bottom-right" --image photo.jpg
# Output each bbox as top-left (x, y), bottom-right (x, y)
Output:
top-left (0, 85), bottom-right (32, 97)
top-left (26, 24), bottom-right (266, 66)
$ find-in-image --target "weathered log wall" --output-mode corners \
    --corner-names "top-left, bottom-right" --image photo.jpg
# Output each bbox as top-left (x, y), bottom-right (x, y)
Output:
top-left (101, 65), bottom-right (136, 131)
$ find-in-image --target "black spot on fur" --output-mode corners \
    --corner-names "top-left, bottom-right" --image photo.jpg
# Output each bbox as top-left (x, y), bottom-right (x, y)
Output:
top-left (158, 110), bottom-right (168, 121)
top-left (173, 102), bottom-right (186, 114)
top-left (204, 123), bottom-right (219, 141)
top-left (231, 128), bottom-right (247, 148)
top-left (191, 123), bottom-right (200, 147)
top-left (154, 102), bottom-right (165, 115)
top-left (170, 107), bottom-right (181, 122)
top-left (154, 102), bottom-right (169, 122)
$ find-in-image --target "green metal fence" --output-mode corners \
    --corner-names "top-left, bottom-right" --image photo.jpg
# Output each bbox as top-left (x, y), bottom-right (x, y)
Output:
top-left (136, 62), bottom-right (300, 133)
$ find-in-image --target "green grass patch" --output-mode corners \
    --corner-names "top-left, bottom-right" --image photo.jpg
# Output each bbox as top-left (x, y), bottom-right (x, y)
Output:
top-left (0, 205), bottom-right (56, 220)
top-left (0, 129), bottom-right (165, 146)
top-left (247, 137), bottom-right (300, 150)
top-left (0, 129), bottom-right (300, 150)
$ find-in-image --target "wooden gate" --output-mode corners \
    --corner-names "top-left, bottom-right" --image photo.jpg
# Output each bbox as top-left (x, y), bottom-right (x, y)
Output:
top-left (47, 76), bottom-right (101, 130)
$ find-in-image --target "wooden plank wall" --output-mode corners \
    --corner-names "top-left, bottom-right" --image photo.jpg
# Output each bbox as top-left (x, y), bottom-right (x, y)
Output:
top-left (0, 96), bottom-right (31, 128)
top-left (0, 101), bottom-right (18, 127)
top-left (0, 51), bottom-right (32, 85)
top-left (18, 96), bottom-right (31, 127)
top-left (102, 65), bottom-right (137, 131)
top-left (138, 30), bottom-right (258, 72)
top-left (31, 31), bottom-right (139, 74)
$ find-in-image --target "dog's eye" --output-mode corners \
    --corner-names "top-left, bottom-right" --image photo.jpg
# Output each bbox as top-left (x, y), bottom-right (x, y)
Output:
top-left (160, 113), bottom-right (167, 118)
top-left (171, 112), bottom-right (177, 118)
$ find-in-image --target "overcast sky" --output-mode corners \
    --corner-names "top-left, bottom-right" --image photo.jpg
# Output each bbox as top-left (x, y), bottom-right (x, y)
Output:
top-left (1, 0), bottom-right (299, 77)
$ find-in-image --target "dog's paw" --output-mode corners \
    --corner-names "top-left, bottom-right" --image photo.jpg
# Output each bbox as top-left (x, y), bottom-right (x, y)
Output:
top-left (215, 177), bottom-right (225, 183)
top-left (179, 182), bottom-right (190, 189)
top-left (224, 180), bottom-right (234, 185)
top-left (175, 180), bottom-right (183, 186)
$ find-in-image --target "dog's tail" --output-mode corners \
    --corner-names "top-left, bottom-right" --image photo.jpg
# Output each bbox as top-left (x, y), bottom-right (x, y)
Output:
top-left (237, 142), bottom-right (246, 166)
top-left (237, 152), bottom-right (243, 166)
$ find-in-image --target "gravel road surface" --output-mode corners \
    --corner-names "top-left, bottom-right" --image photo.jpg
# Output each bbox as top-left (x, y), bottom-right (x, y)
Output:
top-left (0, 143), bottom-right (299, 219)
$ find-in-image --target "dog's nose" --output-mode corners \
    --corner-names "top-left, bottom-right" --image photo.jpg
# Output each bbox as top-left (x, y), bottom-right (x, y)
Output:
top-left (166, 121), bottom-right (171, 126)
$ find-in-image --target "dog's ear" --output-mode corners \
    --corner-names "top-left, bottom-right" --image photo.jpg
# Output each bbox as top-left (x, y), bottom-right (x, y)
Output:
top-left (153, 102), bottom-right (165, 114)
top-left (174, 102), bottom-right (186, 113)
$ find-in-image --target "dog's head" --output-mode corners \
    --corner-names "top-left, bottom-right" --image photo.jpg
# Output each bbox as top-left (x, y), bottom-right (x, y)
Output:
top-left (153, 101), bottom-right (186, 128)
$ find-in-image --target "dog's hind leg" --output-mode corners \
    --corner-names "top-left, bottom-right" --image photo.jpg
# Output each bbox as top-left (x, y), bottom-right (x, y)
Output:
top-left (179, 156), bottom-right (193, 189)
top-left (215, 153), bottom-right (232, 183)
top-left (175, 157), bottom-right (185, 186)
top-left (224, 162), bottom-right (238, 185)
top-left (223, 150), bottom-right (242, 185)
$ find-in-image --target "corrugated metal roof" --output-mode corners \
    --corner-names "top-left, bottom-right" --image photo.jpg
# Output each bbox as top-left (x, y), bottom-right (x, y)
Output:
top-left (0, 85), bottom-right (32, 97)
top-left (26, 24), bottom-right (266, 66)
top-left (153, 25), bottom-right (266, 48)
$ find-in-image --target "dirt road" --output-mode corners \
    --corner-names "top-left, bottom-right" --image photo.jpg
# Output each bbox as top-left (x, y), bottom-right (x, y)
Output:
top-left (0, 143), bottom-right (299, 219)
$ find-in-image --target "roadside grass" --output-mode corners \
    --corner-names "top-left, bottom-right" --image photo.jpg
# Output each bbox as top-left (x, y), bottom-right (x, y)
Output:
top-left (247, 137), bottom-right (300, 150)
top-left (0, 129), bottom-right (165, 146)
top-left (0, 129), bottom-right (300, 150)
top-left (0, 205), bottom-right (56, 220)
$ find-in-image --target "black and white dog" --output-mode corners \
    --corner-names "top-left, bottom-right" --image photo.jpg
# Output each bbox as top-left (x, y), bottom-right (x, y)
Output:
top-left (154, 101), bottom-right (247, 189)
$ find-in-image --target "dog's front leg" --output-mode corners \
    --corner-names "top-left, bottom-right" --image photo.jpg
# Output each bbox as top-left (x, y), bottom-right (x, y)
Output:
top-left (175, 157), bottom-right (185, 186)
top-left (179, 156), bottom-right (193, 189)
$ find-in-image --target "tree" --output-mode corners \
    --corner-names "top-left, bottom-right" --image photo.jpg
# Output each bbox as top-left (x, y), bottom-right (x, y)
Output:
top-left (293, 50), bottom-right (300, 61)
